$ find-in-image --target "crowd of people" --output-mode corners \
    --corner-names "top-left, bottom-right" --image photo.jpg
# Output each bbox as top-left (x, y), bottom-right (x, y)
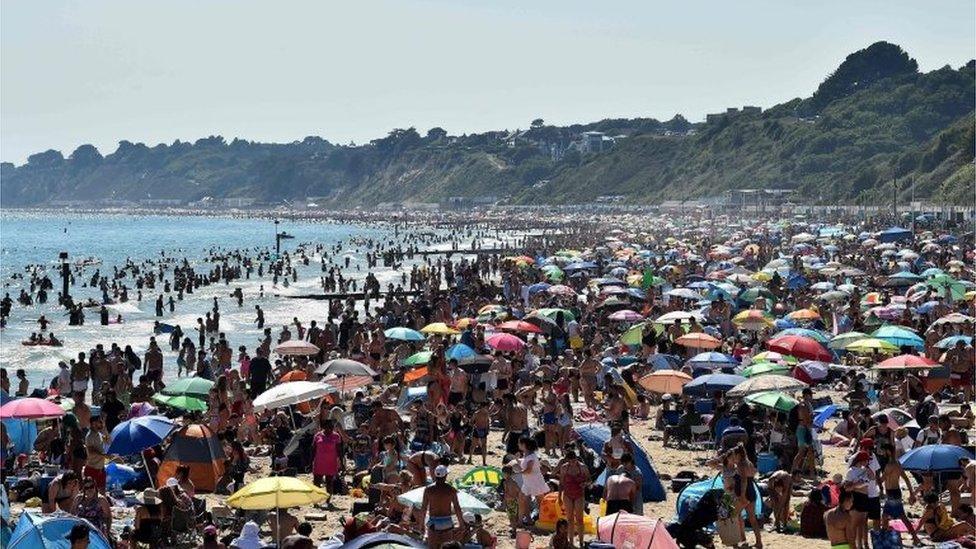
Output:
top-left (0, 210), bottom-right (974, 549)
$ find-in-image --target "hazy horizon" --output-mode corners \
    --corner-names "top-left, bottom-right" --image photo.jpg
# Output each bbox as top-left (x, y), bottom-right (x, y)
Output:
top-left (2, 0), bottom-right (974, 165)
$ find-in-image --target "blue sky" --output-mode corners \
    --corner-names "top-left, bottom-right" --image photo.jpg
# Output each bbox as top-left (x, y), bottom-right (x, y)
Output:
top-left (2, 0), bottom-right (973, 164)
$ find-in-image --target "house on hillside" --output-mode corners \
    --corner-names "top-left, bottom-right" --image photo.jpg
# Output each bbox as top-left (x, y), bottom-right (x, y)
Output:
top-left (579, 131), bottom-right (615, 154)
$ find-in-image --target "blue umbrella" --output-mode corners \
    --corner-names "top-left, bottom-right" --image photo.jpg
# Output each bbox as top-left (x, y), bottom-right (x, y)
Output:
top-left (813, 404), bottom-right (838, 429)
top-left (625, 288), bottom-right (647, 300)
top-left (526, 282), bottom-right (551, 295)
top-left (935, 335), bottom-right (972, 349)
top-left (872, 326), bottom-right (924, 350)
top-left (563, 261), bottom-right (597, 271)
top-left (899, 444), bottom-right (973, 472)
top-left (445, 343), bottom-right (477, 360)
top-left (774, 318), bottom-right (797, 330)
top-left (773, 328), bottom-right (830, 344)
top-left (915, 300), bottom-right (941, 314)
top-left (9, 512), bottom-right (112, 549)
top-left (683, 373), bottom-right (746, 397)
top-left (107, 415), bottom-right (175, 455)
top-left (646, 354), bottom-right (681, 371)
top-left (687, 352), bottom-right (737, 370)
top-left (384, 327), bottom-right (425, 341)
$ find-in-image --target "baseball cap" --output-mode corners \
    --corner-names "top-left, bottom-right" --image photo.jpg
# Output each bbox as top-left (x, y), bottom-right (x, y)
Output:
top-left (434, 465), bottom-right (449, 478)
top-left (853, 451), bottom-right (870, 463)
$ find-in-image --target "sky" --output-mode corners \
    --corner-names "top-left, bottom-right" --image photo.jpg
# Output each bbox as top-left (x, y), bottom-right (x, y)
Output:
top-left (2, 0), bottom-right (974, 164)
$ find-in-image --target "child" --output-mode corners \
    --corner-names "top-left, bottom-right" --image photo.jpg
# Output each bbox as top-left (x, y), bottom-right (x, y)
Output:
top-left (550, 518), bottom-right (570, 549)
top-left (499, 465), bottom-right (521, 538)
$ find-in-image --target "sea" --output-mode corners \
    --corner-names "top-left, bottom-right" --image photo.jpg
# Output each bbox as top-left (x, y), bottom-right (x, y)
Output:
top-left (0, 211), bottom-right (398, 390)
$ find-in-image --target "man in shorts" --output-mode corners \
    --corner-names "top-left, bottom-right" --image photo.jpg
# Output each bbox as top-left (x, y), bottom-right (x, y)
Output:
top-left (792, 387), bottom-right (815, 477)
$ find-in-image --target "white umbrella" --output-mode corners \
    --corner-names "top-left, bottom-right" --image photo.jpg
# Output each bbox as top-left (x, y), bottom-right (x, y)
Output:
top-left (727, 374), bottom-right (808, 398)
top-left (252, 381), bottom-right (336, 412)
top-left (397, 486), bottom-right (492, 515)
top-left (274, 340), bottom-right (320, 356)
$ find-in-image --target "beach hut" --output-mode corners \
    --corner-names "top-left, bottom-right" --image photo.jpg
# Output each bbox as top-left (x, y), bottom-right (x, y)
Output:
top-left (596, 512), bottom-right (678, 549)
top-left (575, 423), bottom-right (666, 502)
top-left (157, 423), bottom-right (225, 492)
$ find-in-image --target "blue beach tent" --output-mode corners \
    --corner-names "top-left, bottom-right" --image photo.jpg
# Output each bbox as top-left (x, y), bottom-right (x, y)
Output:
top-left (575, 423), bottom-right (666, 502)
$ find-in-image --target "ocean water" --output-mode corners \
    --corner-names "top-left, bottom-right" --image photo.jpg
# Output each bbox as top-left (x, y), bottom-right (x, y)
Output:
top-left (0, 212), bottom-right (392, 390)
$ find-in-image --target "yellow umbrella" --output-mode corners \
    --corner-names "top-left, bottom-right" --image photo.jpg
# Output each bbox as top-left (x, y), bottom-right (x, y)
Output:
top-left (227, 476), bottom-right (328, 510)
top-left (420, 322), bottom-right (460, 335)
top-left (845, 338), bottom-right (899, 355)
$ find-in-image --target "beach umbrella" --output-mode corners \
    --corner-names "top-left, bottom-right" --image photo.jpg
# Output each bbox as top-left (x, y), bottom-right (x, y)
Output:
top-left (597, 296), bottom-right (631, 309)
top-left (318, 359), bottom-right (377, 377)
top-left (899, 444), bottom-right (974, 472)
top-left (675, 332), bottom-right (721, 350)
top-left (152, 394), bottom-right (209, 412)
top-left (9, 512), bottom-right (112, 549)
top-left (872, 408), bottom-right (915, 429)
top-left (637, 371), bottom-right (692, 395)
top-left (738, 287), bottom-right (776, 304)
top-left (486, 332), bottom-right (525, 352)
top-left (773, 328), bottom-right (829, 344)
top-left (935, 335), bottom-right (972, 349)
top-left (107, 415), bottom-right (175, 455)
top-left (445, 343), bottom-right (476, 360)
top-left (128, 401), bottom-right (157, 419)
top-left (655, 311), bottom-right (700, 324)
top-left (274, 340), bottom-right (320, 356)
top-left (497, 320), bottom-right (543, 334)
top-left (820, 290), bottom-right (850, 303)
top-left (845, 338), bottom-right (899, 355)
top-left (397, 486), bottom-right (491, 515)
top-left (252, 381), bottom-right (336, 412)
top-left (402, 351), bottom-right (433, 366)
top-left (727, 375), bottom-right (808, 398)
top-left (161, 376), bottom-right (214, 399)
top-left (547, 284), bottom-right (577, 296)
top-left (787, 308), bottom-right (821, 321)
top-left (0, 397), bottom-right (65, 420)
top-left (420, 322), bottom-right (460, 335)
top-left (872, 326), bottom-right (924, 349)
top-left (278, 370), bottom-right (308, 382)
top-left (745, 391), bottom-right (798, 412)
top-left (732, 309), bottom-right (774, 330)
top-left (683, 373), bottom-right (746, 397)
top-left (457, 355), bottom-right (493, 374)
top-left (453, 317), bottom-right (478, 330)
top-left (740, 362), bottom-right (791, 378)
top-left (687, 351), bottom-right (737, 370)
top-left (526, 282), bottom-right (551, 295)
top-left (929, 313), bottom-right (975, 331)
top-left (666, 288), bottom-right (702, 300)
top-left (384, 327), bottom-right (425, 341)
top-left (828, 331), bottom-right (868, 350)
top-left (228, 476), bottom-right (328, 509)
top-left (533, 307), bottom-right (576, 321)
top-left (795, 360), bottom-right (829, 381)
top-left (767, 335), bottom-right (832, 362)
top-left (875, 354), bottom-right (938, 370)
top-left (607, 309), bottom-right (644, 322)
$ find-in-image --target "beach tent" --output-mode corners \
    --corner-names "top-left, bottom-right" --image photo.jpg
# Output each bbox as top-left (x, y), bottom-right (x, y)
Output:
top-left (1, 417), bottom-right (38, 456)
top-left (675, 475), bottom-right (763, 521)
top-left (157, 423), bottom-right (225, 492)
top-left (318, 532), bottom-right (426, 549)
top-left (9, 512), bottom-right (112, 549)
top-left (597, 512), bottom-right (678, 549)
top-left (879, 227), bottom-right (912, 243)
top-left (575, 423), bottom-right (666, 502)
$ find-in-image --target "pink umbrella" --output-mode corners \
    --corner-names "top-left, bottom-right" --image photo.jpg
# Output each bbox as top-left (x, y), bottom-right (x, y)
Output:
top-left (486, 332), bottom-right (526, 352)
top-left (547, 285), bottom-right (576, 296)
top-left (274, 340), bottom-right (320, 356)
top-left (128, 401), bottom-right (158, 419)
top-left (0, 397), bottom-right (66, 420)
top-left (608, 309), bottom-right (644, 322)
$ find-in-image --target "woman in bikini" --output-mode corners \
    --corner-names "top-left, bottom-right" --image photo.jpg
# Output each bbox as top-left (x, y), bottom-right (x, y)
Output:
top-left (558, 449), bottom-right (590, 548)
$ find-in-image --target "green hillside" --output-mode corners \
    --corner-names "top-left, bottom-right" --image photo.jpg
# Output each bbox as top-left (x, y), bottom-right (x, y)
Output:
top-left (1, 42), bottom-right (972, 207)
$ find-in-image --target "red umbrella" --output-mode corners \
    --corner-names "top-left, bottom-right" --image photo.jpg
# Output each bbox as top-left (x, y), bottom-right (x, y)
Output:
top-left (876, 354), bottom-right (938, 370)
top-left (497, 320), bottom-right (543, 334)
top-left (767, 335), bottom-right (832, 362)
top-left (486, 332), bottom-right (526, 352)
top-left (0, 397), bottom-right (66, 420)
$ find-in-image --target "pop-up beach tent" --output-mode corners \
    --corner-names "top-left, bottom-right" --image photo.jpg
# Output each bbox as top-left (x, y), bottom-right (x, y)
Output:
top-left (575, 423), bottom-right (666, 502)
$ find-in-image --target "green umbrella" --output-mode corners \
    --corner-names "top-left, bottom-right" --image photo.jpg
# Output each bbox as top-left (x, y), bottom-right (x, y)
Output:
top-left (741, 362), bottom-right (791, 378)
top-left (738, 287), bottom-right (776, 304)
top-left (927, 275), bottom-right (967, 301)
top-left (533, 308), bottom-right (576, 321)
top-left (153, 394), bottom-right (209, 412)
top-left (402, 350), bottom-right (433, 366)
top-left (745, 390), bottom-right (798, 412)
top-left (161, 376), bottom-right (214, 398)
top-left (619, 322), bottom-right (665, 346)
top-left (828, 331), bottom-right (868, 350)
top-left (544, 268), bottom-right (565, 282)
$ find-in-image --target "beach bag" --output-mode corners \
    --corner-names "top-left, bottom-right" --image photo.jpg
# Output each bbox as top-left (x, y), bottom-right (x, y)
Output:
top-left (871, 528), bottom-right (903, 549)
top-left (716, 517), bottom-right (744, 546)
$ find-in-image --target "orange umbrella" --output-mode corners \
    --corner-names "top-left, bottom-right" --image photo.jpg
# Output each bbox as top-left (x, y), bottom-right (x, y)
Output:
top-left (454, 318), bottom-right (478, 330)
top-left (788, 308), bottom-right (820, 321)
top-left (279, 370), bottom-right (308, 382)
top-left (675, 332), bottom-right (722, 350)
top-left (637, 371), bottom-right (693, 395)
top-left (404, 366), bottom-right (429, 383)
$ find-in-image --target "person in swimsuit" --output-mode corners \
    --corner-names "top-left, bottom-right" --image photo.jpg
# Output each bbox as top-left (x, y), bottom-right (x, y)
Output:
top-left (880, 456), bottom-right (921, 545)
top-left (71, 477), bottom-right (112, 538)
top-left (44, 471), bottom-right (79, 513)
top-left (604, 472), bottom-right (636, 514)
top-left (419, 465), bottom-right (465, 549)
top-left (825, 491), bottom-right (855, 549)
top-left (406, 450), bottom-right (440, 487)
top-left (468, 403), bottom-right (490, 466)
top-left (558, 449), bottom-right (590, 548)
top-left (920, 491), bottom-right (975, 541)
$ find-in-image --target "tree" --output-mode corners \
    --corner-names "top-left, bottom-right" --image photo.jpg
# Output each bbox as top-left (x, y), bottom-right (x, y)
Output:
top-left (69, 144), bottom-right (103, 167)
top-left (426, 127), bottom-right (448, 141)
top-left (531, 118), bottom-right (545, 128)
top-left (810, 41), bottom-right (918, 112)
